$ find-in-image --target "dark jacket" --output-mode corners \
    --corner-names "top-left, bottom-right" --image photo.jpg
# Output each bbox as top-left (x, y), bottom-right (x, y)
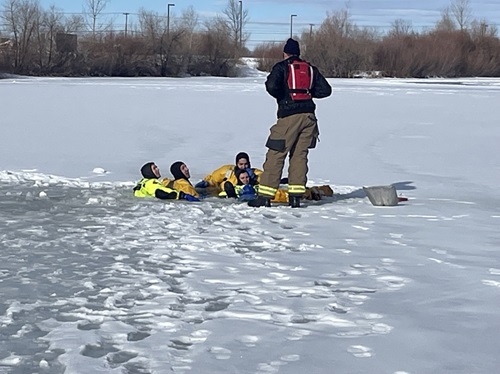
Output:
top-left (265, 56), bottom-right (332, 119)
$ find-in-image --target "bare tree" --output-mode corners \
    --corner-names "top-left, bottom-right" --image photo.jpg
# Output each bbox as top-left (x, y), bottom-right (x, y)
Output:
top-left (324, 8), bottom-right (352, 38)
top-left (470, 19), bottom-right (497, 39)
top-left (252, 41), bottom-right (282, 71)
top-left (308, 8), bottom-right (358, 77)
top-left (137, 8), bottom-right (163, 72)
top-left (39, 5), bottom-right (64, 66)
top-left (84, 0), bottom-right (108, 37)
top-left (1, 0), bottom-right (499, 78)
top-left (177, 5), bottom-right (198, 50)
top-left (199, 16), bottom-right (234, 75)
top-left (173, 6), bottom-right (198, 73)
top-left (137, 7), bottom-right (182, 76)
top-left (1, 0), bottom-right (40, 69)
top-left (222, 0), bottom-right (249, 56)
top-left (435, 7), bottom-right (456, 32)
top-left (389, 19), bottom-right (413, 37)
top-left (138, 8), bottom-right (162, 40)
top-left (64, 13), bottom-right (85, 33)
top-left (450, 0), bottom-right (472, 31)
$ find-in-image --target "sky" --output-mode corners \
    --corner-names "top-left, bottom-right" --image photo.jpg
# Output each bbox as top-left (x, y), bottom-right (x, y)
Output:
top-left (33, 0), bottom-right (500, 48)
top-left (1, 64), bottom-right (500, 373)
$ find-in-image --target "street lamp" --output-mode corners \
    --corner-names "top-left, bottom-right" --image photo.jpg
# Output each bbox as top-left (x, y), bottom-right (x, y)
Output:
top-left (309, 23), bottom-right (314, 38)
top-left (167, 3), bottom-right (175, 39)
top-left (290, 14), bottom-right (297, 38)
top-left (123, 12), bottom-right (129, 37)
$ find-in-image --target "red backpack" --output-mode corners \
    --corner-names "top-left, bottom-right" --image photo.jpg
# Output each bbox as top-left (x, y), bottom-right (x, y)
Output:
top-left (287, 60), bottom-right (314, 101)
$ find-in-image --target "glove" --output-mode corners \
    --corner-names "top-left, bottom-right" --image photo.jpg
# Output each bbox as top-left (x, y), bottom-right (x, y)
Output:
top-left (246, 168), bottom-right (256, 183)
top-left (246, 168), bottom-right (255, 179)
top-left (238, 184), bottom-right (256, 202)
top-left (241, 184), bottom-right (256, 196)
top-left (303, 187), bottom-right (321, 201)
top-left (179, 192), bottom-right (200, 202)
top-left (195, 180), bottom-right (209, 188)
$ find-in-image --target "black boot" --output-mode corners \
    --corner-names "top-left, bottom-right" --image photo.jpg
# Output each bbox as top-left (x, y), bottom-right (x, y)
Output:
top-left (248, 195), bottom-right (271, 207)
top-left (224, 181), bottom-right (237, 198)
top-left (289, 195), bottom-right (301, 208)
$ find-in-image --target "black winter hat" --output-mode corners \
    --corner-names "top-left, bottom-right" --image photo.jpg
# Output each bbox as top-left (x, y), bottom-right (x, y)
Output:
top-left (283, 38), bottom-right (300, 56)
top-left (140, 162), bottom-right (157, 179)
top-left (235, 152), bottom-right (251, 167)
top-left (170, 161), bottom-right (186, 180)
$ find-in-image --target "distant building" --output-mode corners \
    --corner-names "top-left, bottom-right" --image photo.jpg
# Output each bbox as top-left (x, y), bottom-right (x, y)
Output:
top-left (56, 33), bottom-right (77, 53)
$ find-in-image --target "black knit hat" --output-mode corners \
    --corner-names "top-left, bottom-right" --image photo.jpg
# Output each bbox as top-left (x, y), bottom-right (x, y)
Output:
top-left (235, 152), bottom-right (251, 167)
top-left (170, 161), bottom-right (186, 180)
top-left (283, 38), bottom-right (300, 56)
top-left (140, 162), bottom-right (157, 179)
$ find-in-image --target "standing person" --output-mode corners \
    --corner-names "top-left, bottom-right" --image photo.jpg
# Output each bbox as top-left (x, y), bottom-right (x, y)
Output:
top-left (248, 38), bottom-right (332, 208)
top-left (133, 162), bottom-right (199, 201)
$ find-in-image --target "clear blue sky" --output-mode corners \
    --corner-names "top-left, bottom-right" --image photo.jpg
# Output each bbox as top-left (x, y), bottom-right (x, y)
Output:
top-left (36, 0), bottom-right (500, 48)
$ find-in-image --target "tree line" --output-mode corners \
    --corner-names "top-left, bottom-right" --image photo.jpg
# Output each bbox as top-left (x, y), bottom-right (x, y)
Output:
top-left (256, 1), bottom-right (500, 78)
top-left (1, 0), bottom-right (499, 78)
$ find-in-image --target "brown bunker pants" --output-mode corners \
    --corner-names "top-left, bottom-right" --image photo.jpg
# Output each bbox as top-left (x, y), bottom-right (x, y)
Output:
top-left (259, 112), bottom-right (318, 197)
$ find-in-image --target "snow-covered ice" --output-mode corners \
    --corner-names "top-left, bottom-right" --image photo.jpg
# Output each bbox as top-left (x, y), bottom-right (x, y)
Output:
top-left (1, 73), bottom-right (500, 373)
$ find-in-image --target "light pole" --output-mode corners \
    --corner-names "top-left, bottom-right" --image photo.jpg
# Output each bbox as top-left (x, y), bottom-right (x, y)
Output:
top-left (167, 3), bottom-right (175, 40)
top-left (123, 12), bottom-right (129, 37)
top-left (290, 14), bottom-right (297, 38)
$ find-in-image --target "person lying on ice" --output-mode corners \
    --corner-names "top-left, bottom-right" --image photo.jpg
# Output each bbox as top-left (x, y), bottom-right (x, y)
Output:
top-left (219, 168), bottom-right (332, 204)
top-left (194, 152), bottom-right (262, 194)
top-left (133, 162), bottom-right (199, 201)
top-left (233, 170), bottom-right (333, 203)
top-left (218, 168), bottom-right (261, 201)
top-left (219, 169), bottom-right (288, 203)
top-left (161, 161), bottom-right (201, 198)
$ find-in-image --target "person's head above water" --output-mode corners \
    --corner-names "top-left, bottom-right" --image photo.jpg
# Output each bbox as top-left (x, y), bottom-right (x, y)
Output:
top-left (140, 162), bottom-right (160, 179)
top-left (170, 161), bottom-right (191, 180)
top-left (235, 152), bottom-right (251, 170)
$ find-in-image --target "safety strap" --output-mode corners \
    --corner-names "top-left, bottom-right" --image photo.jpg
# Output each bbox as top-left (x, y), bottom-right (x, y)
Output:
top-left (258, 184), bottom-right (277, 198)
top-left (288, 184), bottom-right (306, 196)
top-left (133, 178), bottom-right (146, 191)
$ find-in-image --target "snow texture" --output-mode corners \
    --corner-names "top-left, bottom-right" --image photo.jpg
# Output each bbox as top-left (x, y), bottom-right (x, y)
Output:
top-left (1, 71), bottom-right (500, 374)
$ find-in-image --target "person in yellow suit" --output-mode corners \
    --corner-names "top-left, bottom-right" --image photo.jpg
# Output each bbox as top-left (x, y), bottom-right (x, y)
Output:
top-left (134, 162), bottom-right (199, 201)
top-left (194, 152), bottom-right (263, 197)
top-left (161, 161), bottom-right (200, 198)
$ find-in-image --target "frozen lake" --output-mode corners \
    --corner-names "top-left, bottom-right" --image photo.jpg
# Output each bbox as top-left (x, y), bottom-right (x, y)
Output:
top-left (1, 76), bottom-right (500, 373)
